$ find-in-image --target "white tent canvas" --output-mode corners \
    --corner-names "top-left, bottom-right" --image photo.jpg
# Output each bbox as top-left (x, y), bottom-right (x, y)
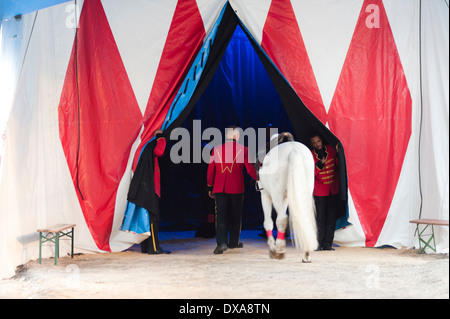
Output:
top-left (0, 0), bottom-right (448, 279)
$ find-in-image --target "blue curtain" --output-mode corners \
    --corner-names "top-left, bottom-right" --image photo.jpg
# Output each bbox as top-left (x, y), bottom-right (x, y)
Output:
top-left (183, 25), bottom-right (292, 135)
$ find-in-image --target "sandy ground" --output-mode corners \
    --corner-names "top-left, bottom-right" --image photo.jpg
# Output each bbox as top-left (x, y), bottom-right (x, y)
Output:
top-left (0, 230), bottom-right (448, 299)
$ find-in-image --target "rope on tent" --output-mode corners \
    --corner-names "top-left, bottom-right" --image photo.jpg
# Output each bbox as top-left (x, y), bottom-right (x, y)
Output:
top-left (74, 0), bottom-right (84, 200)
top-left (17, 12), bottom-right (38, 89)
top-left (417, 0), bottom-right (424, 218)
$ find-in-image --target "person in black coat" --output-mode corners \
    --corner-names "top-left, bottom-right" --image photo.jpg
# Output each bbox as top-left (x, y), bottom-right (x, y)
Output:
top-left (127, 129), bottom-right (170, 254)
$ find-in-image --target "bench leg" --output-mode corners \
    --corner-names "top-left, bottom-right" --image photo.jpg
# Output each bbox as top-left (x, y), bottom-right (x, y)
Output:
top-left (39, 232), bottom-right (42, 264)
top-left (431, 225), bottom-right (436, 252)
top-left (71, 227), bottom-right (74, 259)
top-left (417, 224), bottom-right (436, 253)
top-left (39, 228), bottom-right (76, 265)
top-left (55, 232), bottom-right (59, 266)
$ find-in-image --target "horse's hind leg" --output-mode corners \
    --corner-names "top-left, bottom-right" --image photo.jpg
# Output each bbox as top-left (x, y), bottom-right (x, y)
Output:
top-left (261, 193), bottom-right (276, 258)
top-left (303, 252), bottom-right (312, 263)
top-left (272, 197), bottom-right (288, 259)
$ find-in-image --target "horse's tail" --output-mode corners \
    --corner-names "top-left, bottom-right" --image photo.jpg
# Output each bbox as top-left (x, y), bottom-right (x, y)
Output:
top-left (287, 147), bottom-right (318, 252)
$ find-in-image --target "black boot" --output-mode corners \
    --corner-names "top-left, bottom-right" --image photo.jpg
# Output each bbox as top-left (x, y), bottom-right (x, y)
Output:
top-left (213, 244), bottom-right (228, 254)
top-left (147, 221), bottom-right (170, 254)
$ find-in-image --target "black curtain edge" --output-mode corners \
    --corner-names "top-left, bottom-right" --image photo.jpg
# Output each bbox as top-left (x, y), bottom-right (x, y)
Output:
top-left (164, 3), bottom-right (239, 137)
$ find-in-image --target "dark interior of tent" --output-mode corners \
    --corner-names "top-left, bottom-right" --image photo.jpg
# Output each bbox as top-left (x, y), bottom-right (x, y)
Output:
top-left (158, 4), bottom-right (348, 233)
top-left (159, 24), bottom-right (290, 231)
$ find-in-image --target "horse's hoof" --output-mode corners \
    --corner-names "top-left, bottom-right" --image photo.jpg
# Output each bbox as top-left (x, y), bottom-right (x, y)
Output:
top-left (275, 252), bottom-right (285, 260)
top-left (302, 252), bottom-right (312, 263)
top-left (268, 249), bottom-right (285, 260)
top-left (272, 251), bottom-right (285, 260)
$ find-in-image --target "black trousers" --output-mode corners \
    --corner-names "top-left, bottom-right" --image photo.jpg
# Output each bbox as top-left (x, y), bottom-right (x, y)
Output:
top-left (214, 193), bottom-right (244, 247)
top-left (314, 193), bottom-right (338, 249)
top-left (141, 195), bottom-right (161, 254)
top-left (141, 220), bottom-right (161, 253)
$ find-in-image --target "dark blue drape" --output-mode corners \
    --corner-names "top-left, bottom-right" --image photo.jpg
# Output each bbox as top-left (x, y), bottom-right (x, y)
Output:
top-left (184, 25), bottom-right (292, 135)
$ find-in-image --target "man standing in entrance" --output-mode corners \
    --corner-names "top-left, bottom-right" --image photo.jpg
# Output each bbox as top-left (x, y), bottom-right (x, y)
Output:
top-left (207, 126), bottom-right (258, 254)
top-left (310, 133), bottom-right (339, 251)
top-left (125, 129), bottom-right (170, 254)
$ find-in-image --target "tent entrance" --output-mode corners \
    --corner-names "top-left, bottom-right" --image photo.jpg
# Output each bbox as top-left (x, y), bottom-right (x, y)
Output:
top-left (155, 4), bottom-right (348, 231)
top-left (159, 23), bottom-right (293, 230)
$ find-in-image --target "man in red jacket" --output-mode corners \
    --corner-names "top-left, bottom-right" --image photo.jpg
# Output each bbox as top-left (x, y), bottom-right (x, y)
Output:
top-left (140, 129), bottom-right (170, 255)
top-left (310, 133), bottom-right (339, 251)
top-left (207, 126), bottom-right (257, 254)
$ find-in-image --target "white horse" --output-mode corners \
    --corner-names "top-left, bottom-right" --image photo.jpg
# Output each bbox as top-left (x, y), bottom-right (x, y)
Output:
top-left (257, 141), bottom-right (318, 263)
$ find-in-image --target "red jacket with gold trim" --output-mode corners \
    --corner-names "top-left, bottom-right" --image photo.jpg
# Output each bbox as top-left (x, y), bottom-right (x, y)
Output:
top-left (311, 144), bottom-right (339, 196)
top-left (207, 140), bottom-right (257, 194)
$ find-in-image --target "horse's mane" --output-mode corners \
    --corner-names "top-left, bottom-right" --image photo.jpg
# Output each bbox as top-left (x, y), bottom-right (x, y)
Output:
top-left (276, 132), bottom-right (294, 144)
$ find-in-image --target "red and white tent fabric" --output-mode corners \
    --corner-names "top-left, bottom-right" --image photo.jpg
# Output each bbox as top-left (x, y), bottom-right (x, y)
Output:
top-left (0, 0), bottom-right (448, 279)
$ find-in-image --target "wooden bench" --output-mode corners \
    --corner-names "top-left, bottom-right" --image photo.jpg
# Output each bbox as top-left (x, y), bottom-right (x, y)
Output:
top-left (410, 219), bottom-right (449, 253)
top-left (37, 224), bottom-right (76, 265)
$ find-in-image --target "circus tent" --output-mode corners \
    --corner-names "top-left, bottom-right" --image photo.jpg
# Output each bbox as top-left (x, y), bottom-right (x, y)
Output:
top-left (0, 0), bottom-right (448, 279)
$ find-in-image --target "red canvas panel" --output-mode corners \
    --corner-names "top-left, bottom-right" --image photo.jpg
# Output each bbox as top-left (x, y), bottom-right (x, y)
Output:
top-left (58, 0), bottom-right (142, 251)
